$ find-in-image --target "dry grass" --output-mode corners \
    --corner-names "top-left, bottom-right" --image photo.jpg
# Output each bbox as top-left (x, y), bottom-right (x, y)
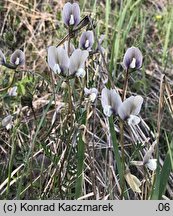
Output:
top-left (0, 0), bottom-right (173, 200)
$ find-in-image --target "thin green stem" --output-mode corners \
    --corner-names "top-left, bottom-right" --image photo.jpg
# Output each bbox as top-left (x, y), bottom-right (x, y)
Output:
top-left (6, 109), bottom-right (21, 198)
top-left (122, 69), bottom-right (129, 101)
top-left (119, 118), bottom-right (125, 199)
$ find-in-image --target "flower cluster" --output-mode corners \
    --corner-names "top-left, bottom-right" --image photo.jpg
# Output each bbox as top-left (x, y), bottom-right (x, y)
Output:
top-left (0, 50), bottom-right (25, 130)
top-left (47, 2), bottom-right (95, 79)
top-left (0, 2), bottom-right (157, 199)
top-left (48, 46), bottom-right (89, 78)
top-left (101, 46), bottom-right (143, 125)
top-left (101, 87), bottom-right (143, 125)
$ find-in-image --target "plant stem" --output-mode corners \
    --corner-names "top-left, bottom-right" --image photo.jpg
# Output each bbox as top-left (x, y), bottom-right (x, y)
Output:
top-left (6, 109), bottom-right (21, 198)
top-left (6, 130), bottom-right (16, 198)
top-left (119, 118), bottom-right (125, 199)
top-left (119, 68), bottom-right (129, 198)
top-left (67, 27), bottom-right (74, 126)
top-left (85, 102), bottom-right (97, 199)
top-left (122, 69), bottom-right (129, 101)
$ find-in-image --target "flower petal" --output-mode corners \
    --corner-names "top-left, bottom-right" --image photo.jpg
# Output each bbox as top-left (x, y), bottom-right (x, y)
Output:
top-left (109, 89), bottom-right (122, 115)
top-left (72, 3), bottom-right (80, 26)
top-left (69, 49), bottom-right (88, 75)
top-left (48, 46), bottom-right (57, 71)
top-left (101, 88), bottom-right (122, 116)
top-left (143, 141), bottom-right (156, 164)
top-left (56, 46), bottom-right (69, 73)
top-left (62, 2), bottom-right (72, 26)
top-left (0, 50), bottom-right (6, 65)
top-left (89, 92), bottom-right (97, 102)
top-left (131, 95), bottom-right (143, 115)
top-left (127, 115), bottom-right (140, 125)
top-left (101, 87), bottom-right (110, 108)
top-left (2, 115), bottom-right (13, 130)
top-left (123, 47), bottom-right (143, 70)
top-left (76, 68), bottom-right (86, 77)
top-left (62, 2), bottom-right (80, 27)
top-left (80, 31), bottom-right (94, 50)
top-left (10, 49), bottom-right (25, 66)
top-left (145, 159), bottom-right (157, 171)
top-left (84, 87), bottom-right (98, 102)
top-left (118, 95), bottom-right (143, 120)
top-left (8, 86), bottom-right (17, 96)
top-left (48, 46), bottom-right (69, 74)
top-left (118, 96), bottom-right (135, 120)
top-left (103, 105), bottom-right (113, 117)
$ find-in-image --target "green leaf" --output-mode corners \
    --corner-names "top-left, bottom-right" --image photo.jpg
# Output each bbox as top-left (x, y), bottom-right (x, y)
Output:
top-left (18, 82), bottom-right (25, 95)
top-left (158, 139), bottom-right (173, 199)
top-left (150, 162), bottom-right (161, 200)
top-left (151, 138), bottom-right (173, 200)
top-left (75, 133), bottom-right (85, 199)
top-left (108, 116), bottom-right (124, 189)
top-left (158, 152), bottom-right (172, 199)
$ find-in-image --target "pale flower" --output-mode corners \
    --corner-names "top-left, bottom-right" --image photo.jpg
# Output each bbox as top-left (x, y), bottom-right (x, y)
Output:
top-left (131, 141), bottom-right (157, 171)
top-left (84, 87), bottom-right (98, 102)
top-left (8, 86), bottom-right (17, 96)
top-left (79, 31), bottom-right (94, 50)
top-left (62, 2), bottom-right (80, 27)
top-left (48, 46), bottom-right (88, 78)
top-left (0, 49), bottom-right (6, 65)
top-left (101, 87), bottom-right (122, 117)
top-left (48, 46), bottom-right (69, 75)
top-left (2, 115), bottom-right (13, 130)
top-left (10, 49), bottom-right (25, 66)
top-left (118, 95), bottom-right (143, 125)
top-left (69, 49), bottom-right (89, 77)
top-left (123, 47), bottom-right (143, 70)
top-left (145, 159), bottom-right (157, 171)
top-left (143, 141), bottom-right (157, 171)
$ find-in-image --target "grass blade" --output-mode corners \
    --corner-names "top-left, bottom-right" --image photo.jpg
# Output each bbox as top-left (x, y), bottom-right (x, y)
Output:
top-left (75, 132), bottom-right (85, 199)
top-left (158, 137), bottom-right (173, 199)
top-left (108, 116), bottom-right (124, 192)
top-left (151, 136), bottom-right (173, 200)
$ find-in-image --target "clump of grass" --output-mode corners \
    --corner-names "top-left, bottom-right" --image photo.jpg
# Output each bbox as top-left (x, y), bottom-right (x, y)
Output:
top-left (0, 0), bottom-right (173, 200)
